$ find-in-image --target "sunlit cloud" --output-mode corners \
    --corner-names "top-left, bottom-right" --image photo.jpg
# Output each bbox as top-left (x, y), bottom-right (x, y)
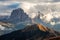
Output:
top-left (0, 25), bottom-right (5, 30)
top-left (43, 13), bottom-right (53, 22)
top-left (19, 2), bottom-right (36, 14)
top-left (50, 22), bottom-right (56, 26)
top-left (0, 0), bottom-right (60, 15)
top-left (0, 0), bottom-right (60, 25)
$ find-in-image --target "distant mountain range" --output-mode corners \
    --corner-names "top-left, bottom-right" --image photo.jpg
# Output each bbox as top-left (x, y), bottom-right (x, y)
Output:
top-left (0, 8), bottom-right (59, 34)
top-left (0, 8), bottom-right (31, 24)
top-left (0, 24), bottom-right (60, 40)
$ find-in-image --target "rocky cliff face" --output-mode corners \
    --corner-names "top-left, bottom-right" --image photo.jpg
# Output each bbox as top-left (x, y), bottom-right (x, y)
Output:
top-left (0, 24), bottom-right (60, 40)
top-left (8, 8), bottom-right (31, 24)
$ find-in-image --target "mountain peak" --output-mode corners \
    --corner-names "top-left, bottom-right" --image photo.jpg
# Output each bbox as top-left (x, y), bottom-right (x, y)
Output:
top-left (0, 24), bottom-right (60, 40)
top-left (22, 24), bottom-right (49, 32)
top-left (8, 8), bottom-right (31, 24)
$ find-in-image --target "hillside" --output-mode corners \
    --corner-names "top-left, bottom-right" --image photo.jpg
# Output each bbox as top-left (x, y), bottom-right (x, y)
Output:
top-left (0, 24), bottom-right (60, 40)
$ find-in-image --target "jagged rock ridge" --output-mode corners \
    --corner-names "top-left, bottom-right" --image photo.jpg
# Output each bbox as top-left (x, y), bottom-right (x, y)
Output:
top-left (8, 8), bottom-right (31, 24)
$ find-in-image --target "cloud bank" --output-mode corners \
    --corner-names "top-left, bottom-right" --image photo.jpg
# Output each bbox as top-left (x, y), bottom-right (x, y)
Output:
top-left (0, 0), bottom-right (60, 26)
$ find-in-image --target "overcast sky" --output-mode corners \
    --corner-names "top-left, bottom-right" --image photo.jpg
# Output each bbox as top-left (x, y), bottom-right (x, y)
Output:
top-left (0, 0), bottom-right (60, 15)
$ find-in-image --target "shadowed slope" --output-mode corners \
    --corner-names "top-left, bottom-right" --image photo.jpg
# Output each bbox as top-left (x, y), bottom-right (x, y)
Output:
top-left (0, 24), bottom-right (60, 40)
